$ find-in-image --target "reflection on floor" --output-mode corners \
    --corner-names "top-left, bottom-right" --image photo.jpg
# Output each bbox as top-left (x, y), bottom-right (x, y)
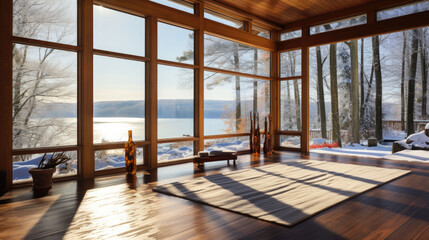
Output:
top-left (1, 151), bottom-right (429, 239)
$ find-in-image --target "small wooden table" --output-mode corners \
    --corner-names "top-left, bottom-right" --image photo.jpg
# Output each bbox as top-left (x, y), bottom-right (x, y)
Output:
top-left (193, 153), bottom-right (237, 167)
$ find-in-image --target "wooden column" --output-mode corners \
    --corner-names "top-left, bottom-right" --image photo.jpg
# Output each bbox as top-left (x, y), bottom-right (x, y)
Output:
top-left (0, 0), bottom-right (13, 193)
top-left (194, 3), bottom-right (204, 154)
top-left (271, 31), bottom-right (281, 148)
top-left (145, 16), bottom-right (158, 168)
top-left (301, 46), bottom-right (310, 153)
top-left (79, 0), bottom-right (94, 179)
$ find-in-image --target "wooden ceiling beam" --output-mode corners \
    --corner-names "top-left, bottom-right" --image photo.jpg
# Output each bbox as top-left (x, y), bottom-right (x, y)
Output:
top-left (279, 10), bottom-right (429, 50)
top-left (282, 0), bottom-right (419, 30)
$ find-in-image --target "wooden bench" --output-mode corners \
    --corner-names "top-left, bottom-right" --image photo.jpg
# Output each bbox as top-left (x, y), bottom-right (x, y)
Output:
top-left (193, 153), bottom-right (237, 167)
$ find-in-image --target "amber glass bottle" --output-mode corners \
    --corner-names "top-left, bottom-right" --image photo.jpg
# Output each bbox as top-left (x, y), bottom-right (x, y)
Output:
top-left (125, 130), bottom-right (137, 174)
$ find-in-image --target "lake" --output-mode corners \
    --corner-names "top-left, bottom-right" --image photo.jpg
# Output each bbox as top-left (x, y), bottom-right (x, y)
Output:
top-left (94, 118), bottom-right (226, 143)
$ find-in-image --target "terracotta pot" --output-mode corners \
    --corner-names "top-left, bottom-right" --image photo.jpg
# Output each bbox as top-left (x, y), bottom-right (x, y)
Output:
top-left (29, 168), bottom-right (56, 190)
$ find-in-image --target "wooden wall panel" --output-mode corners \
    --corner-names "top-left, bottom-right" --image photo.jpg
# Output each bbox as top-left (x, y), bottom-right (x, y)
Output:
top-left (79, 0), bottom-right (94, 179)
top-left (0, 0), bottom-right (13, 193)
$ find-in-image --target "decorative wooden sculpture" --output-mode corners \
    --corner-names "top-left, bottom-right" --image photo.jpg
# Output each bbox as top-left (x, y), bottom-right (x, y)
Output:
top-left (250, 111), bottom-right (261, 155)
top-left (263, 114), bottom-right (273, 155)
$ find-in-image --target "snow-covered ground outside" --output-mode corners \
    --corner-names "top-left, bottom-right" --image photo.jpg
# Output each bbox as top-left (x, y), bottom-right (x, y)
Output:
top-left (13, 140), bottom-right (252, 182)
top-left (13, 130), bottom-right (429, 182)
top-left (311, 129), bottom-right (429, 163)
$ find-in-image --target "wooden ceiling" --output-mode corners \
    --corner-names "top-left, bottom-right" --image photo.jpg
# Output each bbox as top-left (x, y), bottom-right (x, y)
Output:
top-left (212, 0), bottom-right (375, 26)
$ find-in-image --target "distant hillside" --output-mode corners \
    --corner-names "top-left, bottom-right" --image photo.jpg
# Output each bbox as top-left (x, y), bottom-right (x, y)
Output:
top-left (36, 100), bottom-right (238, 118)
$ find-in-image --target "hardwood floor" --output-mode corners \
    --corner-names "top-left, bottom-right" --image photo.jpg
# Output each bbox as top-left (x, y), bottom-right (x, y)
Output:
top-left (1, 152), bottom-right (429, 239)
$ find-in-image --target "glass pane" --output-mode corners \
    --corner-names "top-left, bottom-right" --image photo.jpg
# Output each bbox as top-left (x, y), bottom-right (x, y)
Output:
top-left (93, 55), bottom-right (145, 143)
top-left (94, 5), bottom-right (145, 56)
top-left (205, 9), bottom-right (244, 29)
top-left (158, 65), bottom-right (194, 139)
top-left (204, 136), bottom-right (249, 151)
top-left (280, 50), bottom-right (302, 78)
top-left (95, 148), bottom-right (144, 171)
top-left (158, 142), bottom-right (194, 162)
top-left (310, 15), bottom-right (367, 35)
top-left (13, 151), bottom-right (77, 183)
top-left (204, 72), bottom-right (270, 135)
top-left (280, 30), bottom-right (302, 41)
top-left (13, 0), bottom-right (77, 45)
top-left (281, 80), bottom-right (302, 131)
top-left (150, 0), bottom-right (194, 14)
top-left (252, 26), bottom-right (270, 39)
top-left (204, 34), bottom-right (271, 77)
top-left (158, 22), bottom-right (194, 64)
top-left (12, 44), bottom-right (77, 149)
top-left (280, 135), bottom-right (301, 148)
top-left (377, 1), bottom-right (429, 20)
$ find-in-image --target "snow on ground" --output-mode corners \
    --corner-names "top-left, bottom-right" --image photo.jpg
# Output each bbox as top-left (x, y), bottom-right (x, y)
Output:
top-left (312, 143), bottom-right (429, 163)
top-left (13, 140), bottom-right (251, 181)
top-left (311, 144), bottom-right (393, 158)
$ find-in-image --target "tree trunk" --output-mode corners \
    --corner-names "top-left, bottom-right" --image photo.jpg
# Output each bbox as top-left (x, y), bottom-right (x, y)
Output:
top-left (329, 43), bottom-right (342, 147)
top-left (253, 49), bottom-right (258, 113)
top-left (350, 39), bottom-right (360, 143)
top-left (407, 29), bottom-right (419, 136)
top-left (286, 81), bottom-right (293, 127)
top-left (401, 32), bottom-right (407, 131)
top-left (373, 36), bottom-right (383, 140)
top-left (233, 44), bottom-right (241, 131)
top-left (293, 80), bottom-right (301, 130)
top-left (420, 29), bottom-right (427, 118)
top-left (316, 46), bottom-right (327, 138)
top-left (360, 39), bottom-right (365, 123)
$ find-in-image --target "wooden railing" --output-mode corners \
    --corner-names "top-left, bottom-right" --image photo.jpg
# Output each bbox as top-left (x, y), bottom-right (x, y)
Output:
top-left (310, 120), bottom-right (428, 142)
top-left (382, 120), bottom-right (428, 132)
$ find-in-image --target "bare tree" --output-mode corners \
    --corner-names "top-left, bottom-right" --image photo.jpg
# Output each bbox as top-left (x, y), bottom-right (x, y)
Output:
top-left (420, 28), bottom-right (428, 118)
top-left (316, 45), bottom-right (327, 138)
top-left (407, 29), bottom-right (420, 136)
top-left (373, 36), bottom-right (383, 140)
top-left (12, 0), bottom-right (76, 152)
top-left (401, 32), bottom-right (407, 131)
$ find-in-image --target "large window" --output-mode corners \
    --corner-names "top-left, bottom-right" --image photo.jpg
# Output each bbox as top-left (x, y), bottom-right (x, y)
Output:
top-left (309, 15), bottom-right (367, 35)
top-left (13, 0), bottom-right (77, 45)
top-left (309, 26), bottom-right (429, 157)
top-left (204, 72), bottom-right (270, 135)
top-left (280, 79), bottom-right (302, 131)
top-left (279, 49), bottom-right (302, 149)
top-left (158, 22), bottom-right (194, 64)
top-left (157, 22), bottom-right (195, 162)
top-left (93, 56), bottom-right (145, 143)
top-left (93, 6), bottom-right (146, 170)
top-left (204, 34), bottom-right (271, 77)
top-left (94, 5), bottom-right (145, 56)
top-left (205, 9), bottom-right (244, 29)
top-left (377, 1), bottom-right (429, 21)
top-left (158, 65), bottom-right (194, 139)
top-left (12, 0), bottom-right (78, 182)
top-left (151, 0), bottom-right (194, 14)
top-left (8, 0), bottom-right (277, 184)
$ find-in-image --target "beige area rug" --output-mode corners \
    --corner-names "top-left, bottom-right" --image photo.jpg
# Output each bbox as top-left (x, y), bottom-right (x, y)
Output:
top-left (153, 160), bottom-right (410, 226)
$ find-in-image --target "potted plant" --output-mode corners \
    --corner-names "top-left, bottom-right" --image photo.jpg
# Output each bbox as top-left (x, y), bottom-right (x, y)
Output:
top-left (29, 152), bottom-right (70, 191)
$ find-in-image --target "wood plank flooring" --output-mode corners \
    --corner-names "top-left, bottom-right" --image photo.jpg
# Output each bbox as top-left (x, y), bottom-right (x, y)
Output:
top-left (1, 151), bottom-right (429, 239)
